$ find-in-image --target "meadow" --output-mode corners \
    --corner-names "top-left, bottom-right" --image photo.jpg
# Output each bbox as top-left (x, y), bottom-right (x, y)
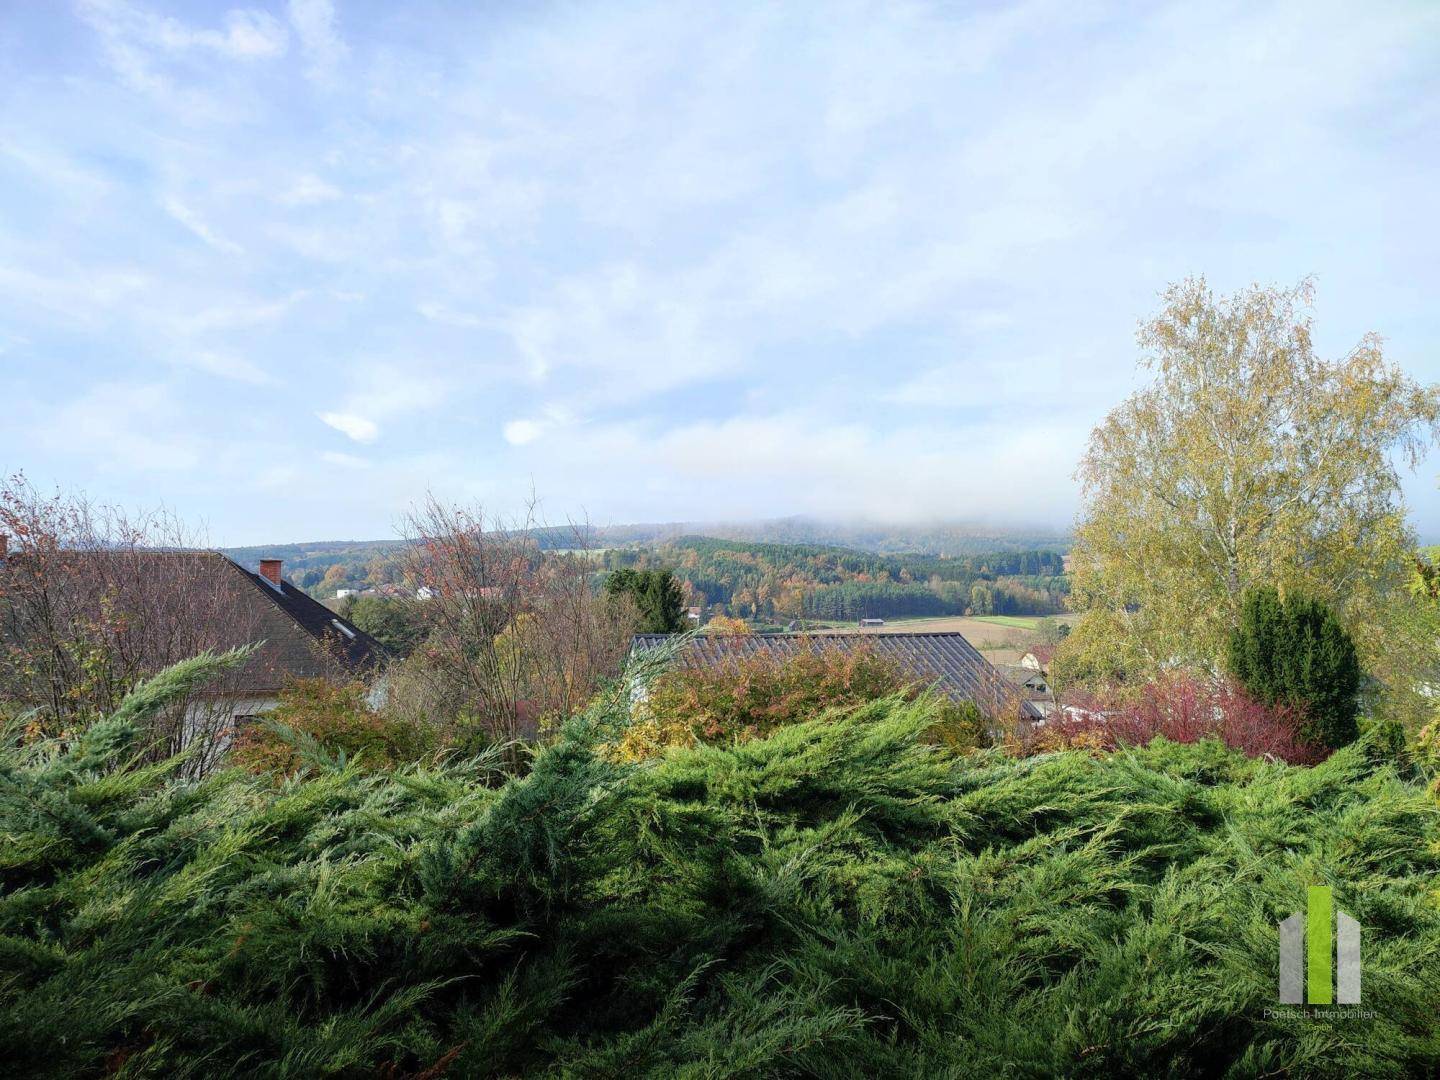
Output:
top-left (810, 613), bottom-right (1073, 662)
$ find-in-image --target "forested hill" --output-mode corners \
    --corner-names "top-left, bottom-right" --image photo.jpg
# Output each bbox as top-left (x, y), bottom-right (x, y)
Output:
top-left (584, 517), bottom-right (1070, 556)
top-left (600, 536), bottom-right (1069, 620)
top-left (225, 517), bottom-right (1068, 569)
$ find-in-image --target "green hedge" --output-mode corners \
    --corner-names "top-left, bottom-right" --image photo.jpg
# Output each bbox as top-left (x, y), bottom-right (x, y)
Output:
top-left (3, 655), bottom-right (1439, 1076)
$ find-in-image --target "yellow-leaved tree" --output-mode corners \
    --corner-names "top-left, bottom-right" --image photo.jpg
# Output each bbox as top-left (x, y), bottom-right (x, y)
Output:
top-left (1060, 278), bottom-right (1440, 720)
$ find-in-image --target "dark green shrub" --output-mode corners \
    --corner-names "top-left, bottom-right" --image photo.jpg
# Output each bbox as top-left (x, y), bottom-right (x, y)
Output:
top-left (345, 595), bottom-right (424, 656)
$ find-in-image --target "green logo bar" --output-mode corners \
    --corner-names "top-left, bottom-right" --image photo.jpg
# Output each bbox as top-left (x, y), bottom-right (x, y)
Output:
top-left (1306, 886), bottom-right (1333, 1006)
top-left (1279, 885), bottom-right (1359, 1005)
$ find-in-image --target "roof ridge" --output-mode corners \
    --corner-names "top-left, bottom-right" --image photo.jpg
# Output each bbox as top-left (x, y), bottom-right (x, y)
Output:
top-left (222, 555), bottom-right (386, 662)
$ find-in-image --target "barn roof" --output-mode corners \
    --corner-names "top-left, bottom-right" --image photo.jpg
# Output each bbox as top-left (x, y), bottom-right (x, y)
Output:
top-left (631, 631), bottom-right (1037, 716)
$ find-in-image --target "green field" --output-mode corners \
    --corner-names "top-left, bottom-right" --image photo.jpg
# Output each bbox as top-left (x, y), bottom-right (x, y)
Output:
top-left (968, 615), bottom-right (1044, 629)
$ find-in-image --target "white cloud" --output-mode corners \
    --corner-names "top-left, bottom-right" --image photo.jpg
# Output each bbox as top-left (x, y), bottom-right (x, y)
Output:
top-left (288, 0), bottom-right (347, 84)
top-left (318, 411), bottom-right (379, 442)
top-left (77, 1), bottom-right (288, 74)
top-left (417, 301), bottom-right (485, 328)
top-left (502, 419), bottom-right (545, 445)
top-left (184, 351), bottom-right (275, 385)
top-left (278, 174), bottom-right (342, 206)
top-left (339, 362), bottom-right (451, 420)
top-left (500, 410), bottom-right (1091, 525)
top-left (45, 382), bottom-right (202, 473)
top-left (208, 9), bottom-right (289, 58)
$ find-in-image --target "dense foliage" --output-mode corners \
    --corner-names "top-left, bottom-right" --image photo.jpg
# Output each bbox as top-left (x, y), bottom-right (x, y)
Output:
top-left (4, 654), bottom-right (1440, 1077)
top-left (230, 678), bottom-right (434, 775)
top-left (1039, 672), bottom-right (1324, 765)
top-left (1227, 588), bottom-right (1361, 750)
top-left (340, 595), bottom-right (425, 657)
top-left (1066, 278), bottom-right (1440, 720)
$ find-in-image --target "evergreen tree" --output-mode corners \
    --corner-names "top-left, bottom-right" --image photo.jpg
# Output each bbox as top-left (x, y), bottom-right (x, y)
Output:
top-left (347, 595), bottom-right (424, 656)
top-left (1227, 586), bottom-right (1361, 749)
top-left (606, 567), bottom-right (686, 632)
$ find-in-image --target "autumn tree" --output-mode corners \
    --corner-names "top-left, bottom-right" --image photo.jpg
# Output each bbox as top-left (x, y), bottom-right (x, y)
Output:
top-left (393, 497), bottom-right (636, 748)
top-left (0, 474), bottom-right (262, 744)
top-left (705, 614), bottom-right (752, 635)
top-left (1063, 279), bottom-right (1440, 712)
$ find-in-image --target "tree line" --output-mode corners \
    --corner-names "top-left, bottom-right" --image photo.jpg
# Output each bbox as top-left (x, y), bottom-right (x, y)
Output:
top-left (600, 536), bottom-right (1068, 620)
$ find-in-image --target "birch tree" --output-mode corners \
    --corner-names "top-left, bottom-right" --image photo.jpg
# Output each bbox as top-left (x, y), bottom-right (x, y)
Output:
top-left (1062, 278), bottom-right (1440, 708)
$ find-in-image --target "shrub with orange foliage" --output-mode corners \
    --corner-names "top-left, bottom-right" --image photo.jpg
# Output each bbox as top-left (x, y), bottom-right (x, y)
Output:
top-left (703, 615), bottom-right (752, 635)
top-left (231, 679), bottom-right (433, 775)
top-left (615, 643), bottom-right (989, 760)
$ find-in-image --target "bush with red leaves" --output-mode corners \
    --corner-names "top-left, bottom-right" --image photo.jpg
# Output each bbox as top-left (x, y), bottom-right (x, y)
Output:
top-left (1030, 672), bottom-right (1325, 765)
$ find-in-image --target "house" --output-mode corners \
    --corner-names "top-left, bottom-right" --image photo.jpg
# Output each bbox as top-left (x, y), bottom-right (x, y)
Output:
top-left (858, 617), bottom-right (886, 627)
top-left (1, 546), bottom-right (384, 754)
top-left (631, 631), bottom-right (1042, 720)
top-left (996, 662), bottom-right (1053, 718)
top-left (1020, 644), bottom-right (1056, 673)
top-left (217, 555), bottom-right (386, 703)
top-left (998, 663), bottom-right (1050, 697)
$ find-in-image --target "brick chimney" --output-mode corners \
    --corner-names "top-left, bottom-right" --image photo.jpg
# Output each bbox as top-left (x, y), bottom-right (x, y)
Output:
top-left (259, 558), bottom-right (283, 587)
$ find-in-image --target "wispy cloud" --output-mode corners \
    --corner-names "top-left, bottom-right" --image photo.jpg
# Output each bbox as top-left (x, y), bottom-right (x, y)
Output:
top-left (288, 0), bottom-right (347, 84)
top-left (318, 411), bottom-right (380, 443)
top-left (161, 196), bottom-right (243, 254)
top-left (277, 174), bottom-right (343, 206)
top-left (183, 351), bottom-right (276, 385)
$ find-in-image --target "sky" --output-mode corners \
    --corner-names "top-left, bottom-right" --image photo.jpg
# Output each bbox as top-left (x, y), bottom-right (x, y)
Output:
top-left (1, 0), bottom-right (1439, 546)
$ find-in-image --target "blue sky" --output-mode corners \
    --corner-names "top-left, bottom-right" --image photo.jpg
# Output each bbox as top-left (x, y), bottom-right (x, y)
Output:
top-left (2, 0), bottom-right (1439, 545)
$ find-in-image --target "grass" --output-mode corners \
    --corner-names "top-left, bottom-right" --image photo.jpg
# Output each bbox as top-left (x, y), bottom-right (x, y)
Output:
top-left (969, 614), bottom-right (1044, 629)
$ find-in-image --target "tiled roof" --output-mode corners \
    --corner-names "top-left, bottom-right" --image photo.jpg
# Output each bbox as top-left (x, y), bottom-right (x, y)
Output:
top-left (227, 559), bottom-right (386, 686)
top-left (632, 631), bottom-right (1037, 716)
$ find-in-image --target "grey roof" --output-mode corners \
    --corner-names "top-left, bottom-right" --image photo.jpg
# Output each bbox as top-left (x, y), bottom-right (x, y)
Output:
top-left (632, 631), bottom-right (1037, 716)
top-left (996, 663), bottom-right (1050, 693)
top-left (224, 558), bottom-right (386, 688)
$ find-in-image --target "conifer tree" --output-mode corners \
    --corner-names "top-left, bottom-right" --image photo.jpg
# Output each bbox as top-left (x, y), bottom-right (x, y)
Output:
top-left (605, 567), bottom-right (685, 632)
top-left (1227, 586), bottom-right (1361, 748)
